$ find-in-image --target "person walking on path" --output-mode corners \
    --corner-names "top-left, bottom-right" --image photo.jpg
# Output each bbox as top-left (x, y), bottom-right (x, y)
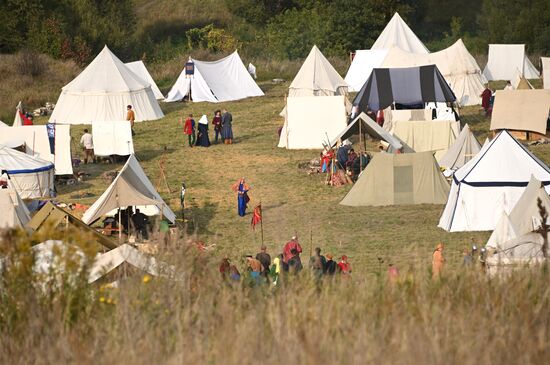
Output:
top-left (256, 245), bottom-right (271, 278)
top-left (221, 108), bottom-right (233, 144)
top-left (183, 114), bottom-right (196, 147)
top-left (80, 129), bottom-right (94, 164)
top-left (309, 247), bottom-right (327, 279)
top-left (432, 243), bottom-right (445, 278)
top-left (212, 110), bottom-right (223, 144)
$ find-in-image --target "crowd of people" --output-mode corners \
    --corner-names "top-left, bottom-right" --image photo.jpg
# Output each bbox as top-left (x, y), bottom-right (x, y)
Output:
top-left (319, 143), bottom-right (372, 186)
top-left (181, 108), bottom-right (234, 148)
top-left (219, 236), bottom-right (353, 286)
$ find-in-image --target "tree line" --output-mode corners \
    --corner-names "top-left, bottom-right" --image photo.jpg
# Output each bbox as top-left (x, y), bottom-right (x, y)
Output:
top-left (0, 0), bottom-right (548, 65)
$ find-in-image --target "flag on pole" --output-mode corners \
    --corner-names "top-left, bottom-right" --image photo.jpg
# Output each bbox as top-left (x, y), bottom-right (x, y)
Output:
top-left (251, 204), bottom-right (262, 230)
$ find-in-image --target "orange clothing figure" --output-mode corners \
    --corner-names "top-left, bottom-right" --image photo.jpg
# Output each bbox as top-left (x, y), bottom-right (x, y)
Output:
top-left (126, 105), bottom-right (136, 128)
top-left (432, 243), bottom-right (445, 278)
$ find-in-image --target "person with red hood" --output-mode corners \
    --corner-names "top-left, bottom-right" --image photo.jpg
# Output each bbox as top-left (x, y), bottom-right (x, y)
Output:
top-left (480, 84), bottom-right (493, 116)
top-left (283, 235), bottom-right (302, 268)
top-left (432, 243), bottom-right (445, 278)
top-left (337, 255), bottom-right (352, 277)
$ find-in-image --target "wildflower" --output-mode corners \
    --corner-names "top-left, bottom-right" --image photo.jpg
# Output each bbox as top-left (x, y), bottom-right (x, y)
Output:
top-left (142, 274), bottom-right (151, 284)
top-left (99, 296), bottom-right (106, 303)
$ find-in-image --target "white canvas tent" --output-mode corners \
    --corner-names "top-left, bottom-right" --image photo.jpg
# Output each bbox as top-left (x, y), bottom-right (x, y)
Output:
top-left (92, 121), bottom-right (134, 156)
top-left (0, 121), bottom-right (8, 127)
top-left (371, 12), bottom-right (428, 54)
top-left (0, 125), bottom-right (73, 175)
top-left (278, 95), bottom-right (347, 149)
top-left (82, 155), bottom-right (176, 224)
top-left (330, 112), bottom-right (402, 150)
top-left (391, 120), bottom-right (460, 161)
top-left (483, 44), bottom-right (540, 81)
top-left (288, 45), bottom-right (349, 97)
top-left (164, 51), bottom-right (264, 103)
top-left (438, 124), bottom-right (481, 170)
top-left (490, 90), bottom-right (550, 136)
top-left (49, 46), bottom-right (164, 124)
top-left (346, 40), bottom-right (486, 106)
top-left (0, 146), bottom-right (54, 199)
top-left (125, 60), bottom-right (164, 100)
top-left (438, 130), bottom-right (550, 232)
top-left (13, 101), bottom-right (24, 127)
top-left (542, 57), bottom-right (550, 89)
top-left (486, 176), bottom-right (550, 273)
top-left (0, 187), bottom-right (31, 229)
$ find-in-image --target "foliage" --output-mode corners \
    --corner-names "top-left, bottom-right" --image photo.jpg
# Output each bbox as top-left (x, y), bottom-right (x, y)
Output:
top-left (14, 49), bottom-right (48, 78)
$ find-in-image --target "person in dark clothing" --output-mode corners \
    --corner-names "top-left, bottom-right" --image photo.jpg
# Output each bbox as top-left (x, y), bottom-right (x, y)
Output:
top-left (131, 208), bottom-right (149, 240)
top-left (309, 247), bottom-right (327, 278)
top-left (336, 144), bottom-right (351, 169)
top-left (288, 248), bottom-right (303, 274)
top-left (325, 254), bottom-right (337, 275)
top-left (255, 245), bottom-right (271, 277)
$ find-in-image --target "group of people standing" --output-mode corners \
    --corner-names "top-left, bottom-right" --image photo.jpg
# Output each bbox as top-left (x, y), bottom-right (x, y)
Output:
top-left (219, 236), bottom-right (353, 286)
top-left (182, 109), bottom-right (234, 148)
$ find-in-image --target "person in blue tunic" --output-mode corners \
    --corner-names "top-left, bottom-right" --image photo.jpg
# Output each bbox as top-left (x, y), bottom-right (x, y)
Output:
top-left (232, 177), bottom-right (250, 217)
top-left (221, 108), bottom-right (233, 144)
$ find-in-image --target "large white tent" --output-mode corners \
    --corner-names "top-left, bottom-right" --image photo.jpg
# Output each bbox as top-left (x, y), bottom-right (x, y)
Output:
top-left (438, 130), bottom-right (550, 232)
top-left (0, 146), bottom-right (54, 199)
top-left (0, 125), bottom-right (73, 175)
top-left (438, 124), bottom-right (481, 170)
top-left (49, 46), bottom-right (164, 124)
top-left (164, 51), bottom-right (264, 103)
top-left (345, 39), bottom-right (486, 106)
top-left (371, 12), bottom-right (428, 54)
top-left (82, 155), bottom-right (176, 224)
top-left (482, 44), bottom-right (540, 81)
top-left (288, 45), bottom-right (349, 97)
top-left (278, 95), bottom-right (347, 149)
top-left (0, 187), bottom-right (31, 229)
top-left (486, 176), bottom-right (550, 273)
top-left (92, 121), bottom-right (134, 156)
top-left (125, 60), bottom-right (164, 100)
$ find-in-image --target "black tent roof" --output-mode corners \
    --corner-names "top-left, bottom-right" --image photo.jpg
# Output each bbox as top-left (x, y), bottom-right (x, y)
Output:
top-left (353, 65), bottom-right (456, 111)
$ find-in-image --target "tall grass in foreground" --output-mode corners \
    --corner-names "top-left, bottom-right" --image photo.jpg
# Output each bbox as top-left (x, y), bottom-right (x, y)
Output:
top-left (1, 230), bottom-right (549, 365)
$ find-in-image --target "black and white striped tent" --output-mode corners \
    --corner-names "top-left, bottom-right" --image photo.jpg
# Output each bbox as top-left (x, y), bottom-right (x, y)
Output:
top-left (353, 65), bottom-right (456, 111)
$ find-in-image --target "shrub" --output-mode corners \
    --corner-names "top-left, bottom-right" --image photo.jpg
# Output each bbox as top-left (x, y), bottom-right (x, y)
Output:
top-left (14, 49), bottom-right (47, 78)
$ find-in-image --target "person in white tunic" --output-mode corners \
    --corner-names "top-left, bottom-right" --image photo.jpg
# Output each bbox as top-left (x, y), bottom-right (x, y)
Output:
top-left (80, 129), bottom-right (94, 164)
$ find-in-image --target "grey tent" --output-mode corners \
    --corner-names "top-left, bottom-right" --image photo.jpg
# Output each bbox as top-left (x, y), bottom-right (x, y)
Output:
top-left (340, 151), bottom-right (450, 206)
top-left (353, 65), bottom-right (456, 111)
top-left (330, 112), bottom-right (402, 150)
top-left (438, 124), bottom-right (481, 170)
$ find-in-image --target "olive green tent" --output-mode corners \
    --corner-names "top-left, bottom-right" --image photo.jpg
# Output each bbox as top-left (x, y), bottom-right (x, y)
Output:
top-left (340, 151), bottom-right (450, 206)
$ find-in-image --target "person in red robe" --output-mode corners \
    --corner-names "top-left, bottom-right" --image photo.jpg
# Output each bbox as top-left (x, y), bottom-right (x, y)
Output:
top-left (283, 236), bottom-right (302, 264)
top-left (480, 85), bottom-right (493, 116)
top-left (337, 255), bottom-right (352, 278)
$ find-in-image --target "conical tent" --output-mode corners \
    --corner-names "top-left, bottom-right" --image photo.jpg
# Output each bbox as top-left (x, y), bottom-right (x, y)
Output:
top-left (82, 155), bottom-right (176, 224)
top-left (345, 49), bottom-right (389, 92)
top-left (49, 46), bottom-right (164, 124)
top-left (13, 101), bottom-right (23, 127)
top-left (288, 45), bottom-right (349, 97)
top-left (340, 152), bottom-right (450, 206)
top-left (164, 51), bottom-right (264, 103)
top-left (482, 44), bottom-right (540, 81)
top-left (439, 124), bottom-right (481, 170)
top-left (486, 176), bottom-right (550, 271)
top-left (329, 112), bottom-right (402, 150)
top-left (125, 60), bottom-right (164, 100)
top-left (0, 187), bottom-right (31, 229)
top-left (0, 146), bottom-right (54, 199)
top-left (371, 13), bottom-right (428, 54)
top-left (438, 131), bottom-right (550, 232)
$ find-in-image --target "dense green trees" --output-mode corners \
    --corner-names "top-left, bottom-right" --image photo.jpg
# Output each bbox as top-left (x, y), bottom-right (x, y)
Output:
top-left (0, 0), bottom-right (549, 63)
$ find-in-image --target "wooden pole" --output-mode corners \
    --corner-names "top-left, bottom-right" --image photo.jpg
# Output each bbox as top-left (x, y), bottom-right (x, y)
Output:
top-left (359, 118), bottom-right (363, 172)
top-left (259, 203), bottom-right (264, 247)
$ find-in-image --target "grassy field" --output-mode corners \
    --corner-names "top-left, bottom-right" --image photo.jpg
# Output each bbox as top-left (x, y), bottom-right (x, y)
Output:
top-left (48, 81), bottom-right (550, 276)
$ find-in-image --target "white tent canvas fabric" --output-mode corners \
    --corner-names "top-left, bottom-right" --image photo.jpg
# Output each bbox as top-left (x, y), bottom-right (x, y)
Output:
top-left (391, 120), bottom-right (460, 161)
top-left (165, 51), bottom-right (264, 103)
top-left (330, 112), bottom-right (403, 150)
top-left (371, 12), bottom-right (428, 54)
top-left (0, 125), bottom-right (72, 175)
top-left (345, 49), bottom-right (389, 92)
top-left (125, 60), bottom-right (164, 100)
top-left (278, 95), bottom-right (347, 149)
top-left (13, 101), bottom-right (23, 127)
top-left (0, 146), bottom-right (54, 199)
top-left (542, 57), bottom-right (550, 89)
top-left (483, 44), bottom-right (540, 81)
top-left (490, 90), bottom-right (550, 135)
top-left (82, 155), bottom-right (176, 224)
top-left (0, 187), bottom-right (31, 229)
top-left (289, 46), bottom-right (349, 97)
top-left (92, 121), bottom-right (134, 156)
top-left (50, 46), bottom-right (164, 124)
top-left (438, 131), bottom-right (550, 232)
top-left (439, 124), bottom-right (481, 170)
